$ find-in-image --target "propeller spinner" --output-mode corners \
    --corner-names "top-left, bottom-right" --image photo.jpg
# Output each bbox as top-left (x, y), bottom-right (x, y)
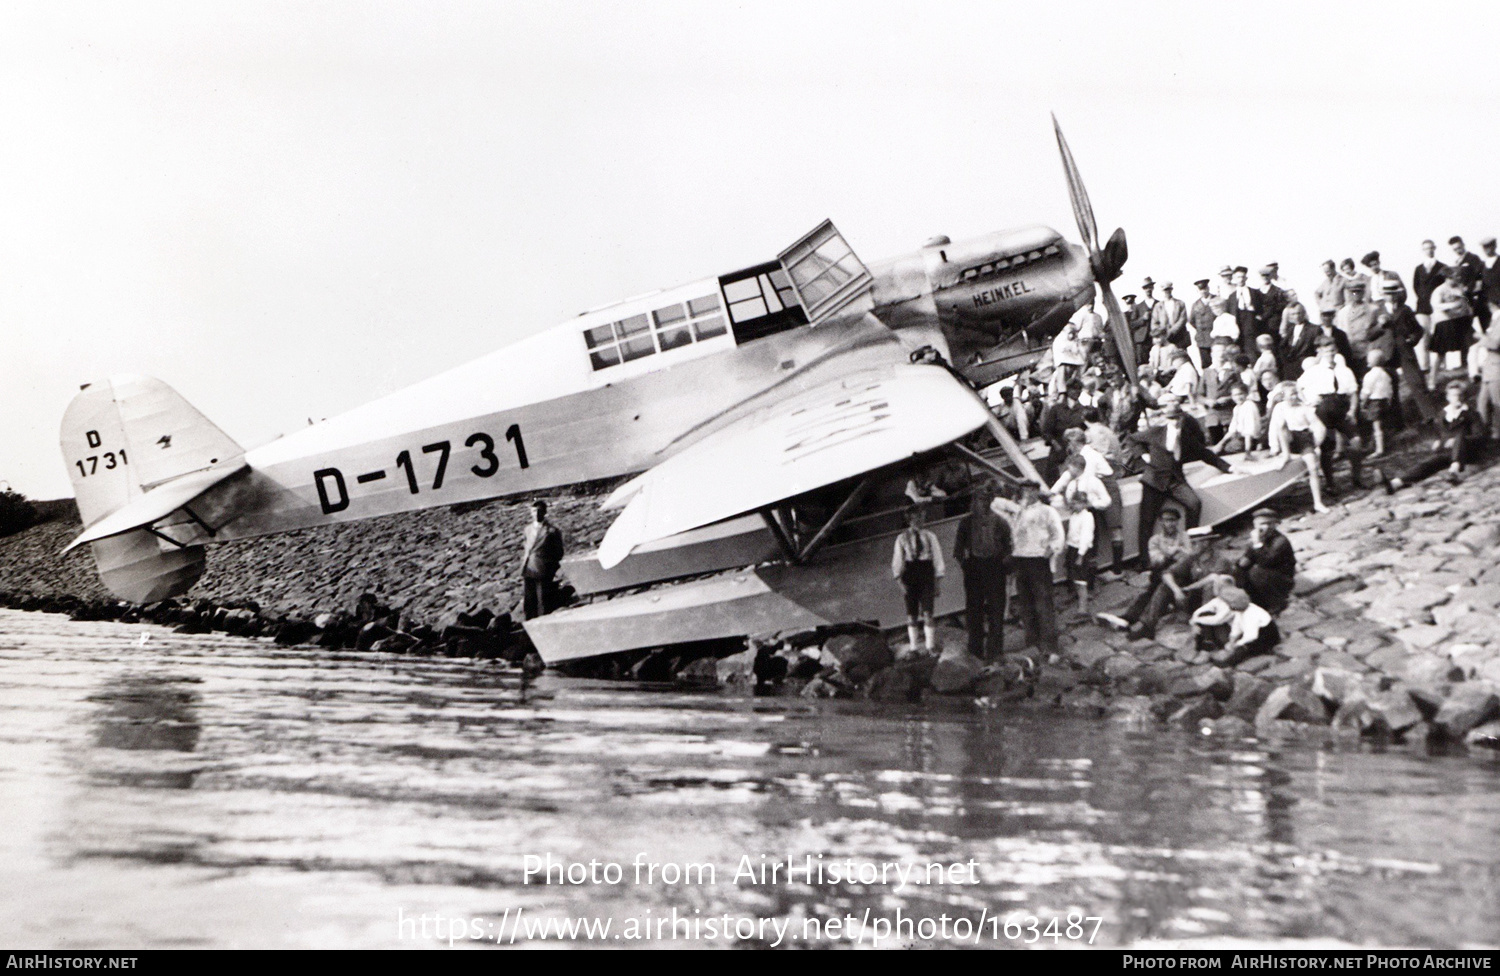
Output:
top-left (1052, 115), bottom-right (1135, 385)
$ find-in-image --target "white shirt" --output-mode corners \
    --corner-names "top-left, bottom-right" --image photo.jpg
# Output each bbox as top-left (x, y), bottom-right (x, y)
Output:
top-left (1168, 361), bottom-right (1199, 400)
top-left (1070, 307), bottom-right (1104, 342)
top-left (1212, 312), bottom-right (1239, 340)
top-left (1229, 399), bottom-right (1261, 440)
top-left (1163, 418), bottom-right (1182, 458)
top-left (1297, 359), bottom-right (1358, 400)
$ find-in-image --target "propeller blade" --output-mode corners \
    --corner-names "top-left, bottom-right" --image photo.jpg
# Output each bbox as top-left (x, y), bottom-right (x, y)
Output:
top-left (1099, 227), bottom-right (1128, 283)
top-left (1052, 113), bottom-right (1098, 255)
top-left (1098, 280), bottom-right (1138, 387)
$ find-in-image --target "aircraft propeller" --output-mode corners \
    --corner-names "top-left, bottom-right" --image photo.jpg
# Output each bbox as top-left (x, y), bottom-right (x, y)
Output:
top-left (1052, 114), bottom-right (1136, 385)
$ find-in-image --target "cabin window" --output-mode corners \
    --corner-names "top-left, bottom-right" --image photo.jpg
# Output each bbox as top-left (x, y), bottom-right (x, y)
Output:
top-left (585, 295), bottom-right (730, 371)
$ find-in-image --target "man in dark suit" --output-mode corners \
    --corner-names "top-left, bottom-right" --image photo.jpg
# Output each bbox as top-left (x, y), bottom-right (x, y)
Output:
top-left (1279, 303), bottom-right (1320, 382)
top-left (1127, 393), bottom-right (1233, 561)
top-left (1413, 239), bottom-right (1449, 368)
top-left (1450, 236), bottom-right (1488, 330)
top-left (1226, 266), bottom-right (1262, 354)
top-left (1256, 266), bottom-right (1287, 341)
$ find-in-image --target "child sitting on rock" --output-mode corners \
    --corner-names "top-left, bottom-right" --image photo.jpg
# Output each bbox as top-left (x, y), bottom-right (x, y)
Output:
top-left (1189, 585), bottom-right (1279, 666)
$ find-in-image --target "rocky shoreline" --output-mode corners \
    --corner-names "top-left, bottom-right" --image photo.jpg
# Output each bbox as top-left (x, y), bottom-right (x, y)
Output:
top-left (3, 452), bottom-right (1500, 754)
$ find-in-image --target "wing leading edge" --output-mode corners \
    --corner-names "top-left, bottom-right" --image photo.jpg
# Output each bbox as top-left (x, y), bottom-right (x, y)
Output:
top-left (596, 363), bottom-right (993, 568)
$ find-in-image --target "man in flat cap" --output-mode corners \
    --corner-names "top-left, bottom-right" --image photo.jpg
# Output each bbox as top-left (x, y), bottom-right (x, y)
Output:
top-left (1235, 509), bottom-right (1296, 615)
top-left (1227, 266), bottom-right (1262, 354)
top-left (1123, 294), bottom-right (1151, 364)
top-left (1190, 279), bottom-right (1217, 370)
top-left (1334, 278), bottom-right (1379, 381)
top-left (1151, 280), bottom-right (1190, 359)
top-left (1257, 266), bottom-right (1288, 346)
top-left (1213, 265), bottom-right (1235, 301)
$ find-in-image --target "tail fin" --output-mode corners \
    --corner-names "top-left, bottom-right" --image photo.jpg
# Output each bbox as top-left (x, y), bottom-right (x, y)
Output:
top-left (60, 376), bottom-right (243, 603)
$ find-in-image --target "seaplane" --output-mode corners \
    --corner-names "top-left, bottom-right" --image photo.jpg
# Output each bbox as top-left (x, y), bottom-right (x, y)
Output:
top-left (58, 119), bottom-right (1303, 663)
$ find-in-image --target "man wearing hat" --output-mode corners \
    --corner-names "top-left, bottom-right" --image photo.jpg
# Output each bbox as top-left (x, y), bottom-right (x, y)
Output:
top-left (1235, 509), bottom-right (1296, 615)
top-left (1125, 392), bottom-right (1232, 562)
top-left (1190, 279), bottom-right (1217, 368)
top-left (520, 499), bottom-right (566, 620)
top-left (1334, 278), bottom-right (1379, 380)
top-left (1361, 251), bottom-right (1406, 307)
top-left (1151, 281), bottom-right (1189, 355)
top-left (1123, 294), bottom-right (1151, 364)
top-left (1412, 239), bottom-right (1449, 369)
top-left (1371, 277), bottom-right (1438, 425)
top-left (1314, 259), bottom-right (1345, 327)
top-left (1226, 266), bottom-right (1262, 354)
top-left (1212, 265), bottom-right (1235, 301)
top-left (1256, 266), bottom-right (1288, 342)
top-left (1140, 277), bottom-right (1158, 314)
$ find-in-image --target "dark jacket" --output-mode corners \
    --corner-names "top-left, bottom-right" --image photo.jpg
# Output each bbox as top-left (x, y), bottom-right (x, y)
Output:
top-left (1189, 298), bottom-right (1216, 349)
top-left (1413, 261), bottom-right (1450, 315)
top-left (954, 509), bottom-right (1014, 564)
top-left (1258, 285), bottom-right (1288, 336)
top-left (1483, 259), bottom-right (1500, 307)
top-left (1128, 414), bottom-right (1230, 491)
top-left (1367, 304), bottom-right (1423, 364)
top-left (1242, 529), bottom-right (1296, 579)
top-left (1280, 319), bottom-right (1320, 381)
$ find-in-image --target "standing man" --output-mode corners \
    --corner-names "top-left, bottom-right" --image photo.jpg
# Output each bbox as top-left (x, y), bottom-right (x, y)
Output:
top-left (953, 484), bottom-right (1012, 659)
top-left (1280, 303), bottom-right (1319, 382)
top-left (1257, 266), bottom-right (1287, 341)
top-left (1314, 259), bottom-right (1345, 326)
top-left (1227, 266), bottom-right (1262, 354)
top-left (1069, 296), bottom-right (1105, 361)
top-left (1451, 236), bottom-right (1488, 331)
top-left (892, 505), bottom-right (946, 654)
top-left (1413, 239), bottom-right (1449, 371)
top-left (1212, 265), bottom-right (1235, 301)
top-left (1151, 281), bottom-right (1190, 355)
top-left (991, 482), bottom-right (1064, 657)
top-left (1190, 278), bottom-right (1217, 370)
top-left (1334, 279), bottom-right (1379, 380)
top-left (1481, 236), bottom-right (1500, 329)
top-left (1140, 277), bottom-right (1158, 316)
top-left (1374, 278), bottom-right (1437, 425)
top-left (1123, 294), bottom-right (1152, 365)
top-left (1127, 392), bottom-right (1232, 561)
top-left (1361, 251), bottom-right (1406, 307)
top-left (520, 499), bottom-right (565, 620)
top-left (1297, 338), bottom-right (1365, 494)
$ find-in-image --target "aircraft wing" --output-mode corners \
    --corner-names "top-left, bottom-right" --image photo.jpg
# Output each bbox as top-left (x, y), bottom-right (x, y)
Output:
top-left (61, 459), bottom-right (248, 553)
top-left (597, 363), bottom-right (992, 568)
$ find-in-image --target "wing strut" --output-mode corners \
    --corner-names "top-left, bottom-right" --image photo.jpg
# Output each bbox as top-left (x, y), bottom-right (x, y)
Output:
top-left (796, 476), bottom-right (871, 564)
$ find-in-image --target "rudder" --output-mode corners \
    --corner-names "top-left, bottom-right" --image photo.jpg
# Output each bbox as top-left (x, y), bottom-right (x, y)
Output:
top-left (60, 376), bottom-right (243, 603)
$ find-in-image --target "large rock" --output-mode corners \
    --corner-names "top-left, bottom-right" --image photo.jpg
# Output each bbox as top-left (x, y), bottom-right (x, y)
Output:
top-left (1168, 694), bottom-right (1222, 728)
top-left (929, 645), bottom-right (986, 694)
top-left (1393, 626), bottom-right (1453, 652)
top-left (1168, 666), bottom-right (1233, 701)
top-left (1311, 667), bottom-right (1364, 707)
top-left (1067, 640), bottom-right (1115, 670)
top-left (1455, 523), bottom-right (1500, 552)
top-left (716, 646), bottom-right (756, 685)
top-left (1395, 653), bottom-right (1464, 686)
top-left (824, 632), bottom-right (894, 686)
top-left (1365, 690), bottom-right (1425, 734)
top-left (1255, 684), bottom-right (1328, 726)
top-left (1224, 673), bottom-right (1273, 721)
top-left (1432, 687), bottom-right (1500, 742)
top-left (1102, 654), bottom-right (1142, 680)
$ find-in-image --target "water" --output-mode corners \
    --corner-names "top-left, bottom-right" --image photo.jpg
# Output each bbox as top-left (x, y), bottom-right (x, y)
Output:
top-left (1, 609), bottom-right (1497, 949)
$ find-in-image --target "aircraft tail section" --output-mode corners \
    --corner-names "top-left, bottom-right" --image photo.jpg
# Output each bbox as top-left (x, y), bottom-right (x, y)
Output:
top-left (60, 376), bottom-right (243, 602)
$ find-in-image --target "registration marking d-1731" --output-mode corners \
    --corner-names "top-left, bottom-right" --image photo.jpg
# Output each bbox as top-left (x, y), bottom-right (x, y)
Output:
top-left (312, 424), bottom-right (530, 515)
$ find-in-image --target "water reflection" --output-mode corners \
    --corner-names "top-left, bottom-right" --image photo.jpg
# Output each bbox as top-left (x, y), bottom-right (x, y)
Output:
top-left (0, 609), bottom-right (1497, 949)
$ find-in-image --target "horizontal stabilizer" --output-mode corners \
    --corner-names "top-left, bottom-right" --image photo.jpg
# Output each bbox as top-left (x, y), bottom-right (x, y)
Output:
top-left (597, 364), bottom-right (992, 568)
top-left (62, 459), bottom-right (247, 553)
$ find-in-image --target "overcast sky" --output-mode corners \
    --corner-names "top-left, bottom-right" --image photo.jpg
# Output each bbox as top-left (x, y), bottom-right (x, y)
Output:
top-left (4, 1), bottom-right (1499, 498)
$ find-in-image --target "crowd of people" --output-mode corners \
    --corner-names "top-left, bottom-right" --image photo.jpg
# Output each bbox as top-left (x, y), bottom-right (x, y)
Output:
top-left (898, 238), bottom-right (1500, 667)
